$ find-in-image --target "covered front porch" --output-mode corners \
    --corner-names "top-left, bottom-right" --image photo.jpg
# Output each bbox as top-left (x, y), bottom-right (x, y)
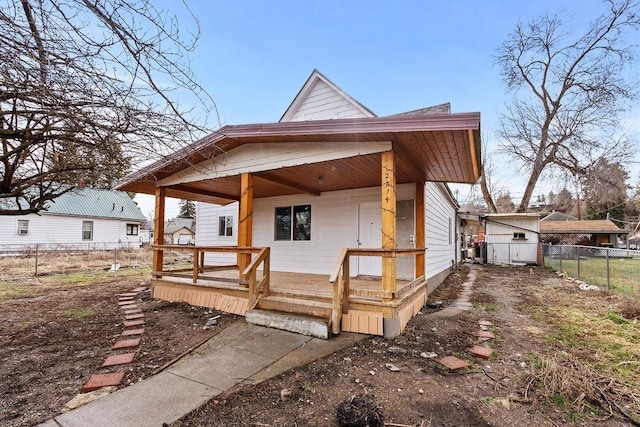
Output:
top-left (150, 243), bottom-right (427, 338)
top-left (117, 114), bottom-right (482, 338)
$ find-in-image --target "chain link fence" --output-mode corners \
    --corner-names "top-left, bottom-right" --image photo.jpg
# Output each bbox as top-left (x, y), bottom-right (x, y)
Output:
top-left (543, 244), bottom-right (640, 295)
top-left (0, 243), bottom-right (152, 279)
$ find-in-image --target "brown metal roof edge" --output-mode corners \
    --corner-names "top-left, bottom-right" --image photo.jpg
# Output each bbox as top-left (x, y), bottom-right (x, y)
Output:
top-left (115, 112), bottom-right (481, 190)
top-left (226, 113), bottom-right (481, 136)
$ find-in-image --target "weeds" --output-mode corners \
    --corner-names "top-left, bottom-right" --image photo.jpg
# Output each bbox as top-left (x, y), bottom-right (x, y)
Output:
top-left (524, 354), bottom-right (640, 424)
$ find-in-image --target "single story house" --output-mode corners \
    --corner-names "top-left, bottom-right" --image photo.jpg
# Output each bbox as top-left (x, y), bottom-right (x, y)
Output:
top-left (0, 187), bottom-right (147, 250)
top-left (540, 219), bottom-right (628, 247)
top-left (481, 213), bottom-right (540, 265)
top-left (164, 218), bottom-right (196, 245)
top-left (116, 69), bottom-right (482, 338)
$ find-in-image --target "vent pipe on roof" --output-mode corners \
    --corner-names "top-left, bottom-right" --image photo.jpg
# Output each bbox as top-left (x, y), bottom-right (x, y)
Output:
top-left (121, 206), bottom-right (124, 212)
top-left (112, 203), bottom-right (115, 211)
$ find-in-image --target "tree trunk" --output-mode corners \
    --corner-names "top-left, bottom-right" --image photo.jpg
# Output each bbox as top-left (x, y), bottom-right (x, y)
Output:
top-left (480, 174), bottom-right (498, 213)
top-left (517, 166), bottom-right (544, 212)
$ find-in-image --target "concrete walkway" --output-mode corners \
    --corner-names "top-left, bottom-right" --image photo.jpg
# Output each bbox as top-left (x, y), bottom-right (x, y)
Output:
top-left (428, 266), bottom-right (477, 319)
top-left (39, 322), bottom-right (365, 427)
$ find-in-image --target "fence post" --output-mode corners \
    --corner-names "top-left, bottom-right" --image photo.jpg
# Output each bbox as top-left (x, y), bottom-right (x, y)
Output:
top-left (34, 244), bottom-right (38, 277)
top-left (576, 246), bottom-right (580, 280)
top-left (605, 248), bottom-right (610, 290)
top-left (508, 243), bottom-right (511, 265)
top-left (559, 251), bottom-right (563, 273)
top-left (114, 246), bottom-right (118, 268)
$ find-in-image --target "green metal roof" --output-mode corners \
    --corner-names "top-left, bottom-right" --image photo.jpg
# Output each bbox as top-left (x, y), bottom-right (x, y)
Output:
top-left (44, 187), bottom-right (147, 221)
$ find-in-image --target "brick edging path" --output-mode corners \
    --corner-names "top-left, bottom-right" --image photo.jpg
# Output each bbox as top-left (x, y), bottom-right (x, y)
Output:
top-left (81, 285), bottom-right (149, 393)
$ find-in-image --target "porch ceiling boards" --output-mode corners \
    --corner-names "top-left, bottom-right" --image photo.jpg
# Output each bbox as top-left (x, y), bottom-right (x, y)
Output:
top-left (116, 113), bottom-right (481, 203)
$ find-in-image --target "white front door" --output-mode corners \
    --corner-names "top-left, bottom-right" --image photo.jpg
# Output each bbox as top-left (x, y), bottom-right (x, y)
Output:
top-left (357, 200), bottom-right (416, 278)
top-left (357, 202), bottom-right (382, 276)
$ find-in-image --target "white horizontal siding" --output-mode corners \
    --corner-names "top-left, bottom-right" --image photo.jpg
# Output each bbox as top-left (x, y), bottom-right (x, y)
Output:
top-left (424, 183), bottom-right (457, 281)
top-left (290, 80), bottom-right (370, 121)
top-left (196, 184), bottom-right (416, 275)
top-left (484, 217), bottom-right (539, 264)
top-left (0, 214), bottom-right (142, 249)
top-left (196, 202), bottom-right (238, 265)
top-left (485, 218), bottom-right (539, 243)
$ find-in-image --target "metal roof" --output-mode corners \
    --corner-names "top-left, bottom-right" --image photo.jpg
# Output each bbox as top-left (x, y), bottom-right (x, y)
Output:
top-left (44, 187), bottom-right (147, 221)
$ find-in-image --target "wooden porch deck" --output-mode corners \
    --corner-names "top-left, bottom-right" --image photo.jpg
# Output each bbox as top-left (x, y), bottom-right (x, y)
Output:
top-left (151, 245), bottom-right (428, 337)
top-left (155, 269), bottom-right (414, 300)
top-left (152, 270), bottom-right (426, 336)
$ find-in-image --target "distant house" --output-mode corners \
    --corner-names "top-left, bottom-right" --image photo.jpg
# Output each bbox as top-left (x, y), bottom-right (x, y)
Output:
top-left (0, 187), bottom-right (147, 249)
top-left (482, 213), bottom-right (540, 265)
top-left (541, 211), bottom-right (576, 222)
top-left (540, 219), bottom-right (628, 247)
top-left (164, 218), bottom-right (196, 245)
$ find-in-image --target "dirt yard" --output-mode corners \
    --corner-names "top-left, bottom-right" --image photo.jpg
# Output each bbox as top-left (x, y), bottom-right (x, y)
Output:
top-left (0, 269), bottom-right (237, 427)
top-left (1, 265), bottom-right (639, 426)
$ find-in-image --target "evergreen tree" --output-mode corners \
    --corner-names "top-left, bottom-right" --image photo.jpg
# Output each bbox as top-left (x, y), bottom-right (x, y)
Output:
top-left (178, 200), bottom-right (196, 219)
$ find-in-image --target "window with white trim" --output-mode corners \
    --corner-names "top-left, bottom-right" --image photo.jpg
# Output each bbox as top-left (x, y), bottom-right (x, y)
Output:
top-left (126, 223), bottom-right (139, 236)
top-left (274, 205), bottom-right (311, 241)
top-left (82, 221), bottom-right (93, 240)
top-left (218, 216), bottom-right (233, 237)
top-left (17, 219), bottom-right (29, 236)
top-left (513, 232), bottom-right (526, 240)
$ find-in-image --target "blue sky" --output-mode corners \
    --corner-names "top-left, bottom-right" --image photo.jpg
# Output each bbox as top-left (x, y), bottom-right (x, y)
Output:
top-left (137, 0), bottom-right (639, 218)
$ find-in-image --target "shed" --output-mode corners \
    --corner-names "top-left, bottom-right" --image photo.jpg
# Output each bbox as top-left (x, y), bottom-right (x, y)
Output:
top-left (482, 213), bottom-right (540, 265)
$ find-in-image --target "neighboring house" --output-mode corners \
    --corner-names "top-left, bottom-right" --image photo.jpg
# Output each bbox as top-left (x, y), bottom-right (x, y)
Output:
top-left (541, 211), bottom-right (576, 222)
top-left (164, 218), bottom-right (196, 245)
top-left (540, 219), bottom-right (628, 246)
top-left (0, 187), bottom-right (146, 249)
top-left (117, 69), bottom-right (482, 338)
top-left (482, 213), bottom-right (540, 265)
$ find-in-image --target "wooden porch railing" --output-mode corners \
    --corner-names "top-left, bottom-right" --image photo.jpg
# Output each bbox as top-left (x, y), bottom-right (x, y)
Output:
top-left (244, 247), bottom-right (270, 309)
top-left (151, 245), bottom-right (265, 284)
top-left (328, 248), bottom-right (426, 335)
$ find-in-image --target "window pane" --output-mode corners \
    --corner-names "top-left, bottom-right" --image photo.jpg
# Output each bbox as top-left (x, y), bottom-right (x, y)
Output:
top-left (17, 220), bottom-right (29, 235)
top-left (82, 221), bottom-right (93, 240)
top-left (126, 224), bottom-right (138, 236)
top-left (274, 207), bottom-right (291, 240)
top-left (293, 205), bottom-right (311, 241)
top-left (218, 216), bottom-right (233, 236)
top-left (225, 216), bottom-right (233, 236)
top-left (218, 217), bottom-right (225, 236)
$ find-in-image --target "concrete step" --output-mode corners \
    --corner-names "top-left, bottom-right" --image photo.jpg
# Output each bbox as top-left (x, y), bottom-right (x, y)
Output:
top-left (245, 309), bottom-right (330, 339)
top-left (256, 295), bottom-right (332, 319)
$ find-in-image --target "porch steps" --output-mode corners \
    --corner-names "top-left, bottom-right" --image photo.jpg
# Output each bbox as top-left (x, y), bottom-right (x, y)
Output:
top-left (245, 309), bottom-right (330, 339)
top-left (255, 295), bottom-right (332, 319)
top-left (246, 295), bottom-right (333, 339)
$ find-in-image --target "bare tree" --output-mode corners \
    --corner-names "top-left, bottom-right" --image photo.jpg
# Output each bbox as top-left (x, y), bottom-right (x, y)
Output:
top-left (582, 158), bottom-right (629, 221)
top-left (479, 136), bottom-right (498, 212)
top-left (496, 0), bottom-right (640, 212)
top-left (494, 191), bottom-right (516, 213)
top-left (0, 0), bottom-right (216, 215)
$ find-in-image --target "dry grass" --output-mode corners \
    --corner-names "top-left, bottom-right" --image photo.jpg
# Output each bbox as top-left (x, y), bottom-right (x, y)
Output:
top-left (525, 354), bottom-right (640, 424)
top-left (521, 277), bottom-right (640, 423)
top-left (0, 248), bottom-right (152, 279)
